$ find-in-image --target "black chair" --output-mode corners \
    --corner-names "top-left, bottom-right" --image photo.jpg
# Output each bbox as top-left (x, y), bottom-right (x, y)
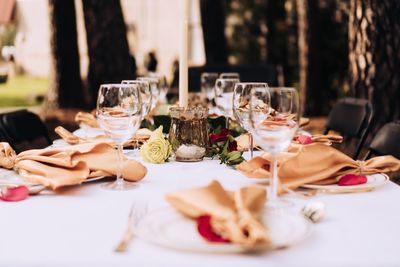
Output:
top-left (363, 121), bottom-right (400, 160)
top-left (0, 109), bottom-right (52, 153)
top-left (324, 97), bottom-right (373, 159)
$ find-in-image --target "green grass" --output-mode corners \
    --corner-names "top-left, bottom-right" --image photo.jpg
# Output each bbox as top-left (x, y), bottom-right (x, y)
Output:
top-left (0, 75), bottom-right (48, 107)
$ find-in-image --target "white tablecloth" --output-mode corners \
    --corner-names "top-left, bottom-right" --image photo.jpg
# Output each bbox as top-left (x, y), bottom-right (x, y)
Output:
top-left (1, 151), bottom-right (400, 267)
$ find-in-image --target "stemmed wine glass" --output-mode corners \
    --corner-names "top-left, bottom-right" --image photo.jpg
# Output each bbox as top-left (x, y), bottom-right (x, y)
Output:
top-left (137, 77), bottom-right (160, 110)
top-left (148, 73), bottom-right (169, 104)
top-left (214, 78), bottom-right (239, 128)
top-left (122, 80), bottom-right (152, 155)
top-left (96, 84), bottom-right (142, 190)
top-left (233, 82), bottom-right (268, 158)
top-left (220, 72), bottom-right (240, 80)
top-left (249, 87), bottom-right (300, 208)
top-left (201, 72), bottom-right (218, 111)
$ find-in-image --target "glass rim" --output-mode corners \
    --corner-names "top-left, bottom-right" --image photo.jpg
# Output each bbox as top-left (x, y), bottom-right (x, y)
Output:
top-left (99, 83), bottom-right (140, 88)
top-left (235, 82), bottom-right (268, 86)
top-left (169, 106), bottom-right (209, 112)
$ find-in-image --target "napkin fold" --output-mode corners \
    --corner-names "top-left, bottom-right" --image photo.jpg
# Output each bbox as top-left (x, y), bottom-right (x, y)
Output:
top-left (166, 180), bottom-right (270, 247)
top-left (236, 133), bottom-right (343, 151)
top-left (75, 111), bottom-right (99, 128)
top-left (237, 143), bottom-right (400, 189)
top-left (55, 126), bottom-right (151, 148)
top-left (0, 142), bottom-right (147, 189)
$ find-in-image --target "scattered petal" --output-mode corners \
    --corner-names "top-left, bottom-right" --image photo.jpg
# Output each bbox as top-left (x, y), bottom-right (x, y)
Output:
top-left (197, 215), bottom-right (230, 243)
top-left (297, 135), bottom-right (313, 145)
top-left (0, 185), bottom-right (29, 202)
top-left (338, 174), bottom-right (367, 186)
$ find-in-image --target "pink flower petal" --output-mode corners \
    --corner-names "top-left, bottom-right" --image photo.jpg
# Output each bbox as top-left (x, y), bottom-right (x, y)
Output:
top-left (197, 215), bottom-right (230, 243)
top-left (338, 174), bottom-right (367, 186)
top-left (0, 185), bottom-right (29, 202)
top-left (297, 135), bottom-right (313, 145)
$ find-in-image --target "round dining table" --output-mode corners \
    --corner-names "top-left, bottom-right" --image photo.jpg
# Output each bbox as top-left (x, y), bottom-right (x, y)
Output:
top-left (0, 147), bottom-right (400, 267)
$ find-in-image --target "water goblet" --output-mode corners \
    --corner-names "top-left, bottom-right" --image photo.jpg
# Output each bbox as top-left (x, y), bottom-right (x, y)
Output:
top-left (249, 87), bottom-right (300, 208)
top-left (96, 84), bottom-right (142, 190)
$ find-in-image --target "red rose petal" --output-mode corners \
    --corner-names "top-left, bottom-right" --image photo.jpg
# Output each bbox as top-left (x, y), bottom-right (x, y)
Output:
top-left (297, 135), bottom-right (313, 145)
top-left (338, 174), bottom-right (367, 186)
top-left (0, 185), bottom-right (29, 202)
top-left (228, 140), bottom-right (238, 152)
top-left (197, 215), bottom-right (230, 243)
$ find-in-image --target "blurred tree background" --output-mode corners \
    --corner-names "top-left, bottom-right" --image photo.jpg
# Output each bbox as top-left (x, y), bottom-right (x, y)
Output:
top-left (44, 0), bottom-right (399, 129)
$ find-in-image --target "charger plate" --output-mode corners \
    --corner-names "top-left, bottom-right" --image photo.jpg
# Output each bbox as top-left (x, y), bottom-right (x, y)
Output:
top-left (301, 173), bottom-right (389, 192)
top-left (133, 207), bottom-right (312, 253)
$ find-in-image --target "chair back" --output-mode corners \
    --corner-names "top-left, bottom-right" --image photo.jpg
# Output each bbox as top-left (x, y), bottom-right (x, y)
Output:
top-left (0, 110), bottom-right (52, 153)
top-left (364, 121), bottom-right (400, 159)
top-left (324, 98), bottom-right (373, 159)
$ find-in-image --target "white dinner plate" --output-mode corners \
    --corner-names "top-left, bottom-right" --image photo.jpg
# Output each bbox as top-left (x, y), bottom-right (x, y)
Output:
top-left (301, 173), bottom-right (389, 192)
top-left (134, 207), bottom-right (312, 253)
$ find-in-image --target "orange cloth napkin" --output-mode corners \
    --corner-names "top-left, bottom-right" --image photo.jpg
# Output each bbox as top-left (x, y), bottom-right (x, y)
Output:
top-left (237, 143), bottom-right (400, 189)
top-left (55, 126), bottom-right (152, 148)
top-left (236, 133), bottom-right (342, 151)
top-left (0, 142), bottom-right (147, 190)
top-left (166, 180), bottom-right (270, 247)
top-left (75, 111), bottom-right (99, 128)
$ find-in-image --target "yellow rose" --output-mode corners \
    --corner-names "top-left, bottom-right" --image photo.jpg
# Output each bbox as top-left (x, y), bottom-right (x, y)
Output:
top-left (140, 126), bottom-right (171, 163)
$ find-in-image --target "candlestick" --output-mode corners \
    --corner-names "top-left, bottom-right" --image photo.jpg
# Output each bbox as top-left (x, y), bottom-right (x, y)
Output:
top-left (179, 0), bottom-right (189, 108)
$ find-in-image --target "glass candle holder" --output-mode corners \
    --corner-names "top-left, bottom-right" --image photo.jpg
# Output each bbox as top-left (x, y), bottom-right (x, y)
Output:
top-left (169, 107), bottom-right (209, 162)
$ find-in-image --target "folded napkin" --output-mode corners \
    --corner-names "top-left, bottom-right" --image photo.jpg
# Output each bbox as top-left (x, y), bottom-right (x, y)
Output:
top-left (237, 143), bottom-right (400, 189)
top-left (166, 180), bottom-right (270, 247)
top-left (75, 111), bottom-right (99, 128)
top-left (299, 117), bottom-right (310, 127)
top-left (236, 133), bottom-right (343, 151)
top-left (55, 126), bottom-right (151, 147)
top-left (0, 142), bottom-right (147, 189)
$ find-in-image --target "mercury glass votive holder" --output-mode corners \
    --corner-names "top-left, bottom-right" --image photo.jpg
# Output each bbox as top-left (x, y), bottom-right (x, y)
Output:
top-left (168, 107), bottom-right (209, 162)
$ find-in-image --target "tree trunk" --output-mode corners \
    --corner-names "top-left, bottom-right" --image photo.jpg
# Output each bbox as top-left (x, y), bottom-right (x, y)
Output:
top-left (349, 0), bottom-right (400, 127)
top-left (200, 0), bottom-right (228, 65)
top-left (48, 0), bottom-right (85, 108)
top-left (82, 0), bottom-right (135, 108)
top-left (297, 0), bottom-right (322, 116)
top-left (266, 0), bottom-right (289, 85)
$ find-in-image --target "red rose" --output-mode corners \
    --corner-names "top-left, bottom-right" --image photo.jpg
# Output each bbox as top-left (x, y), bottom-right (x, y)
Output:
top-left (209, 128), bottom-right (229, 143)
top-left (197, 215), bottom-right (230, 243)
top-left (228, 140), bottom-right (238, 152)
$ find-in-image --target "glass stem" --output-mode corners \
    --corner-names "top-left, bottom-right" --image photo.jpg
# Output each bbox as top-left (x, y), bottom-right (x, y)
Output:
top-left (269, 155), bottom-right (279, 201)
top-left (226, 117), bottom-right (230, 130)
top-left (116, 144), bottom-right (124, 184)
top-left (249, 133), bottom-right (254, 158)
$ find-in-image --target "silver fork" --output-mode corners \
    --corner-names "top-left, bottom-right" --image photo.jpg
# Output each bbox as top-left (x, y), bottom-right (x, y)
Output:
top-left (114, 202), bottom-right (148, 252)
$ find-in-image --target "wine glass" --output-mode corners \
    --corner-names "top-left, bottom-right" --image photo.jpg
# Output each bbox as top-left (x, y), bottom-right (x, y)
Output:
top-left (233, 82), bottom-right (268, 158)
top-left (137, 77), bottom-right (160, 110)
top-left (201, 72), bottom-right (218, 110)
top-left (220, 72), bottom-right (240, 80)
top-left (121, 80), bottom-right (152, 119)
top-left (148, 73), bottom-right (169, 104)
top-left (96, 84), bottom-right (142, 190)
top-left (249, 87), bottom-right (300, 209)
top-left (214, 78), bottom-right (239, 128)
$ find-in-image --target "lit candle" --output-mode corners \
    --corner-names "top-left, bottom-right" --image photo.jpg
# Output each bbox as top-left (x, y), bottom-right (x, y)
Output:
top-left (179, 0), bottom-right (189, 108)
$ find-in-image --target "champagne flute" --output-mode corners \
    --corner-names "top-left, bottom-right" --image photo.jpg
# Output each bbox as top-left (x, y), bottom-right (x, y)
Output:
top-left (214, 78), bottom-right (239, 128)
top-left (249, 87), bottom-right (300, 208)
top-left (233, 82), bottom-right (268, 158)
top-left (96, 84), bottom-right (142, 190)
